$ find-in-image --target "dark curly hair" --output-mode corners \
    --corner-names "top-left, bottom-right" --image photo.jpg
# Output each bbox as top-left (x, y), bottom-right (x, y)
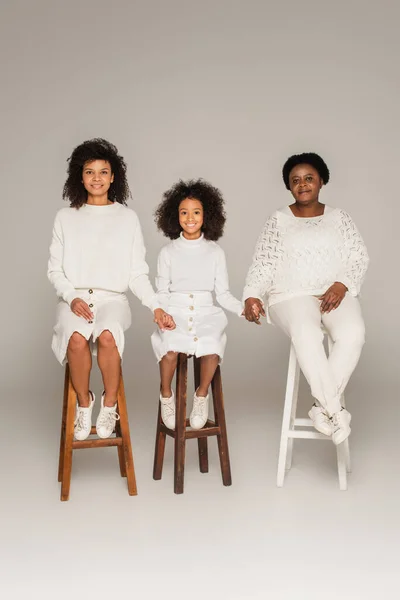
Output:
top-left (63, 138), bottom-right (131, 208)
top-left (154, 179), bottom-right (226, 241)
top-left (282, 152), bottom-right (330, 190)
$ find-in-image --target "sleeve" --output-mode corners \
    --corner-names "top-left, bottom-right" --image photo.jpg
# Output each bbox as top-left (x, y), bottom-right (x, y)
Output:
top-left (214, 247), bottom-right (243, 316)
top-left (242, 214), bottom-right (280, 303)
top-left (47, 212), bottom-right (78, 306)
top-left (128, 214), bottom-right (161, 311)
top-left (154, 247), bottom-right (171, 311)
top-left (336, 210), bottom-right (370, 296)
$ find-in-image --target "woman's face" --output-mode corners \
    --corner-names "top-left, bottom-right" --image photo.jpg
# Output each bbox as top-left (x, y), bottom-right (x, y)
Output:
top-left (289, 164), bottom-right (323, 204)
top-left (82, 160), bottom-right (114, 197)
top-left (179, 198), bottom-right (204, 239)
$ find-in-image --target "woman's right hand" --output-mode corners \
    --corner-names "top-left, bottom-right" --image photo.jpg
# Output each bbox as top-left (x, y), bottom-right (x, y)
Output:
top-left (244, 297), bottom-right (265, 324)
top-left (70, 298), bottom-right (93, 321)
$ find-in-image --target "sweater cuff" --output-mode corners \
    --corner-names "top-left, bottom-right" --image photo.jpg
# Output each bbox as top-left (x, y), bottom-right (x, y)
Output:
top-left (242, 287), bottom-right (265, 304)
top-left (64, 290), bottom-right (79, 306)
top-left (336, 277), bottom-right (357, 297)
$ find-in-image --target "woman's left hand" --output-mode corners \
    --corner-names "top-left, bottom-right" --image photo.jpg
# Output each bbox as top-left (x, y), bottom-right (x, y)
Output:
top-left (154, 308), bottom-right (176, 331)
top-left (319, 282), bottom-right (347, 313)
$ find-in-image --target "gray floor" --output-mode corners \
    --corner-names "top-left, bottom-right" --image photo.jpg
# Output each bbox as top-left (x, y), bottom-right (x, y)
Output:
top-left (3, 357), bottom-right (398, 600)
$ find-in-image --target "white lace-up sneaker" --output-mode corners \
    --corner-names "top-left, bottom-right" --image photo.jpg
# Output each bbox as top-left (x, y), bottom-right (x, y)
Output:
top-left (189, 390), bottom-right (209, 430)
top-left (308, 404), bottom-right (332, 436)
top-left (160, 390), bottom-right (175, 430)
top-left (96, 393), bottom-right (120, 439)
top-left (331, 408), bottom-right (352, 445)
top-left (74, 392), bottom-right (95, 441)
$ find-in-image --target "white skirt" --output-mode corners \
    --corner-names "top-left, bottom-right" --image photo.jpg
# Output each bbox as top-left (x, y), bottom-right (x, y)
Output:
top-left (151, 291), bottom-right (228, 363)
top-left (51, 288), bottom-right (131, 365)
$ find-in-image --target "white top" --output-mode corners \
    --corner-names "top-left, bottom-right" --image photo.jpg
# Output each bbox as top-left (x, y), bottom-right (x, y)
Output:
top-left (155, 233), bottom-right (243, 315)
top-left (47, 202), bottom-right (160, 310)
top-left (243, 205), bottom-right (369, 307)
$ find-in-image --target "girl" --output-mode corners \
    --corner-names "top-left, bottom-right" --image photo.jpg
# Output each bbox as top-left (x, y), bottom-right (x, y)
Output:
top-left (152, 179), bottom-right (243, 430)
top-left (48, 138), bottom-right (174, 441)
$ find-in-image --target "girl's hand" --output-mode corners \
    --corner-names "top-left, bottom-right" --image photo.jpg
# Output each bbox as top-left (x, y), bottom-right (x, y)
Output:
top-left (319, 282), bottom-right (347, 313)
top-left (154, 308), bottom-right (176, 331)
top-left (71, 298), bottom-right (93, 321)
top-left (244, 297), bottom-right (265, 325)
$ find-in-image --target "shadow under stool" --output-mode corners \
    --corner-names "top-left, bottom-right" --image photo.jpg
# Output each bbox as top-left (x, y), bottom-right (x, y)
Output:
top-left (58, 364), bottom-right (137, 501)
top-left (277, 334), bottom-right (351, 491)
top-left (153, 353), bottom-right (232, 494)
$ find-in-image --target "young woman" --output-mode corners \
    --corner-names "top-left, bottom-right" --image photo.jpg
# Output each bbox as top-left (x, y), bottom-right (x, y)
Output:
top-left (48, 138), bottom-right (174, 441)
top-left (151, 179), bottom-right (242, 430)
top-left (243, 152), bottom-right (369, 445)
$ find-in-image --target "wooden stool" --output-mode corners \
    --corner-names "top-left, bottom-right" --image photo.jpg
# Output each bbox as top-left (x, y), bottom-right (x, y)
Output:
top-left (58, 364), bottom-right (137, 501)
top-left (153, 354), bottom-right (232, 494)
top-left (277, 334), bottom-right (351, 491)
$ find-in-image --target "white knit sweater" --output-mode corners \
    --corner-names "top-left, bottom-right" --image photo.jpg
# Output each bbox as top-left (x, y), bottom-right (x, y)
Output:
top-left (156, 233), bottom-right (243, 315)
top-left (243, 206), bottom-right (369, 307)
top-left (47, 202), bottom-right (160, 310)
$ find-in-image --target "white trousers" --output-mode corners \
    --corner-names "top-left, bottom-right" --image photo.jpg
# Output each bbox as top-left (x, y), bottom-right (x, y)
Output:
top-left (269, 294), bottom-right (365, 416)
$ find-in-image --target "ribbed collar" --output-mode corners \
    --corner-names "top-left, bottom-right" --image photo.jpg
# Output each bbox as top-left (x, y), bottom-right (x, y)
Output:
top-left (176, 232), bottom-right (205, 248)
top-left (82, 202), bottom-right (120, 214)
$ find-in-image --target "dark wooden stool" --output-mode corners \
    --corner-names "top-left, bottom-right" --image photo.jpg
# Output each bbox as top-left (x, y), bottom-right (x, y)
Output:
top-left (58, 364), bottom-right (137, 501)
top-left (153, 354), bottom-right (232, 494)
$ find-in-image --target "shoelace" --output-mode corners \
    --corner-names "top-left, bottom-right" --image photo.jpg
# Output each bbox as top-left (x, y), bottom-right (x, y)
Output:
top-left (330, 413), bottom-right (341, 431)
top-left (74, 408), bottom-right (90, 431)
top-left (162, 402), bottom-right (175, 418)
top-left (192, 397), bottom-right (206, 418)
top-left (98, 409), bottom-right (120, 430)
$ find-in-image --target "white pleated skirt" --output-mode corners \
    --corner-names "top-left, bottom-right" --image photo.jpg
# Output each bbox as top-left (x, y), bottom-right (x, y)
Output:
top-left (151, 291), bottom-right (228, 363)
top-left (51, 288), bottom-right (131, 365)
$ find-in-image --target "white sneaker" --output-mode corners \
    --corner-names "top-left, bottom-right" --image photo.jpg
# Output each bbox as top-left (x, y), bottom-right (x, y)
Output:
top-left (160, 390), bottom-right (175, 430)
top-left (331, 408), bottom-right (352, 445)
top-left (308, 404), bottom-right (332, 436)
top-left (74, 392), bottom-right (95, 441)
top-left (189, 390), bottom-right (209, 430)
top-left (96, 393), bottom-right (120, 439)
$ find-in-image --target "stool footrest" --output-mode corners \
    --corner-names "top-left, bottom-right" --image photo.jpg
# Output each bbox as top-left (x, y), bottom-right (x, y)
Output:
top-left (159, 421), bottom-right (221, 440)
top-left (288, 430), bottom-right (329, 440)
top-left (72, 437), bottom-right (123, 449)
top-left (294, 418), bottom-right (313, 427)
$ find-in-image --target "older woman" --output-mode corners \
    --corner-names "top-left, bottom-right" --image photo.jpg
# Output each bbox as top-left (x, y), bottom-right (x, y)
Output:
top-left (243, 152), bottom-right (369, 445)
top-left (48, 138), bottom-right (174, 442)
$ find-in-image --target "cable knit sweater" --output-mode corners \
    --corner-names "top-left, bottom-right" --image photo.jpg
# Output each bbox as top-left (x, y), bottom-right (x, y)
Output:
top-left (243, 206), bottom-right (369, 307)
top-left (47, 202), bottom-right (160, 310)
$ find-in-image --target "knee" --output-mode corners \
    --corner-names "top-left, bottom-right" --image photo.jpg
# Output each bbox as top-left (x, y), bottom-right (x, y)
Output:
top-left (201, 353), bottom-right (219, 362)
top-left (291, 324), bottom-right (324, 348)
top-left (97, 330), bottom-right (116, 349)
top-left (335, 324), bottom-right (366, 349)
top-left (163, 351), bottom-right (178, 363)
top-left (68, 332), bottom-right (88, 353)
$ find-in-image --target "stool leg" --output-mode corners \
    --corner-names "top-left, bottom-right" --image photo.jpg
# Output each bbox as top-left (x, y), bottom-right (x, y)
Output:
top-left (336, 442), bottom-right (348, 491)
top-left (115, 417), bottom-right (126, 478)
top-left (194, 357), bottom-right (209, 473)
top-left (277, 345), bottom-right (298, 487)
top-left (153, 402), bottom-right (166, 480)
top-left (174, 354), bottom-right (187, 494)
top-left (60, 370), bottom-right (76, 501)
top-left (212, 366), bottom-right (232, 486)
top-left (286, 360), bottom-right (300, 470)
top-left (340, 394), bottom-right (352, 473)
top-left (58, 364), bottom-right (70, 482)
top-left (117, 372), bottom-right (137, 496)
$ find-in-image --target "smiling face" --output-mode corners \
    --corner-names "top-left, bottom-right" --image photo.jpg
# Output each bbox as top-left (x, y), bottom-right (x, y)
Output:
top-left (289, 163), bottom-right (323, 205)
top-left (178, 197), bottom-right (204, 239)
top-left (82, 159), bottom-right (114, 200)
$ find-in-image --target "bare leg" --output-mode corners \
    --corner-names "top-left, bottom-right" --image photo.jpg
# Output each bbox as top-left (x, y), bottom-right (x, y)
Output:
top-left (67, 332), bottom-right (91, 407)
top-left (160, 351), bottom-right (178, 397)
top-left (197, 354), bottom-right (219, 397)
top-left (97, 330), bottom-right (121, 407)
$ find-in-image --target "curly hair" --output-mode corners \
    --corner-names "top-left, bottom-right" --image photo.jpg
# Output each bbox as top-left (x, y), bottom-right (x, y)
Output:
top-left (154, 179), bottom-right (226, 241)
top-left (282, 152), bottom-right (330, 190)
top-left (63, 138), bottom-right (131, 208)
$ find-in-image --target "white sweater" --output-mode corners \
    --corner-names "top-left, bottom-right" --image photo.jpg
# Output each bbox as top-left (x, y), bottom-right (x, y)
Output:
top-left (243, 206), bottom-right (369, 307)
top-left (47, 202), bottom-right (159, 310)
top-left (156, 233), bottom-right (243, 315)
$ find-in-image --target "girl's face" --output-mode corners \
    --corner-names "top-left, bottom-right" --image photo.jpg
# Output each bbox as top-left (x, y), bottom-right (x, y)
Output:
top-left (179, 198), bottom-right (204, 240)
top-left (289, 164), bottom-right (323, 204)
top-left (82, 160), bottom-right (114, 198)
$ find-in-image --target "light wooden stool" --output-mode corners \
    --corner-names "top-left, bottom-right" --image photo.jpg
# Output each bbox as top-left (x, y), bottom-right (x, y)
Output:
top-left (58, 364), bottom-right (137, 501)
top-left (277, 335), bottom-right (351, 490)
top-left (153, 354), bottom-right (232, 494)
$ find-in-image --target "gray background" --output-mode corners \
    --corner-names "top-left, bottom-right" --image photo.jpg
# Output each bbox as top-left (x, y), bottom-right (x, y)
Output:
top-left (1, 1), bottom-right (398, 599)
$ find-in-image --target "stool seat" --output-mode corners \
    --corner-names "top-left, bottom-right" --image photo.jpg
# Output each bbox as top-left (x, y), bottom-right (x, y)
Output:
top-left (153, 353), bottom-right (232, 494)
top-left (277, 335), bottom-right (351, 490)
top-left (58, 364), bottom-right (137, 501)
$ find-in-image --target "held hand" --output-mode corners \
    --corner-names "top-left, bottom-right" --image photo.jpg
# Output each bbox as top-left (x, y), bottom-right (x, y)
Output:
top-left (154, 308), bottom-right (176, 331)
top-left (244, 297), bottom-right (266, 325)
top-left (319, 282), bottom-right (347, 313)
top-left (70, 298), bottom-right (93, 321)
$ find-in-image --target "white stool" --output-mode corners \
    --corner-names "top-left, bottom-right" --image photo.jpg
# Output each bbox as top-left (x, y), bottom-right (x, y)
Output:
top-left (277, 335), bottom-right (351, 490)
